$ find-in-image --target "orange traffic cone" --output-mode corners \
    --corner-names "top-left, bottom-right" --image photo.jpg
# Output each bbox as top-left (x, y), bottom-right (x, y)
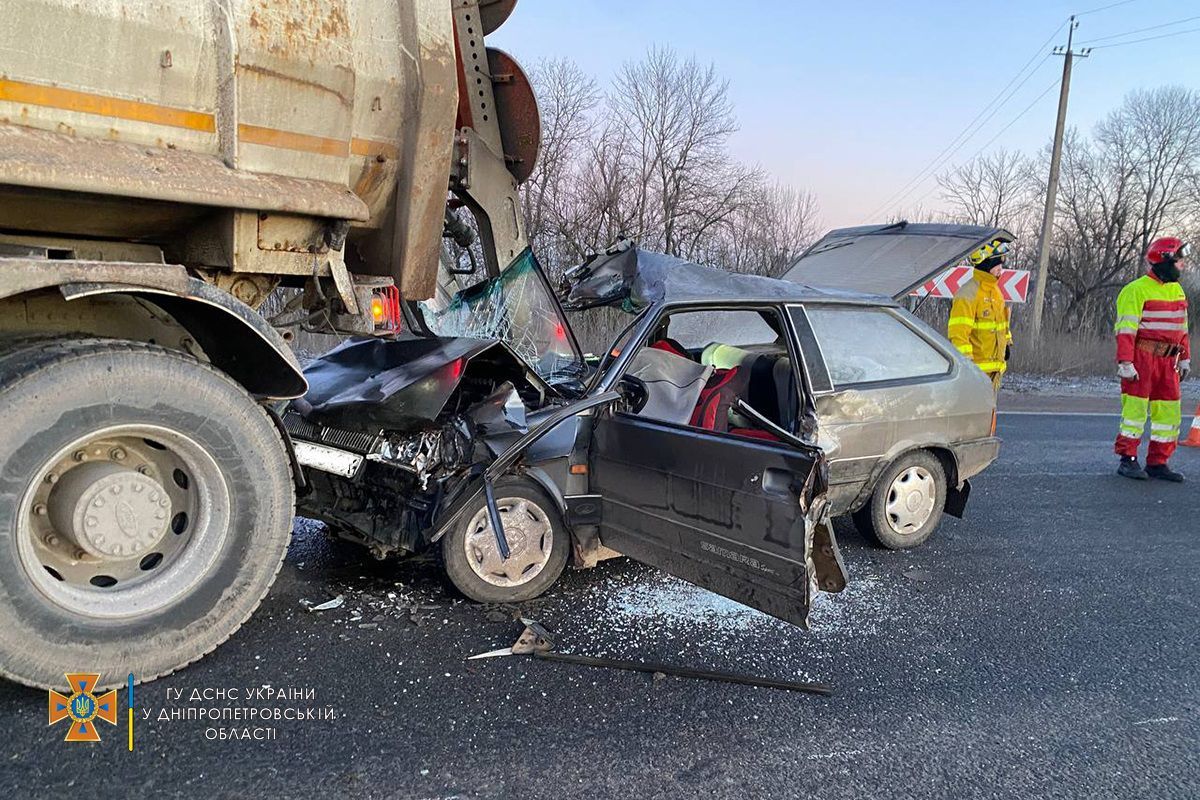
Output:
top-left (1183, 402), bottom-right (1200, 448)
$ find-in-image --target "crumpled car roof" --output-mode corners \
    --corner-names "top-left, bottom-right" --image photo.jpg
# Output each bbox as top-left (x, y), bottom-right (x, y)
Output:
top-left (560, 244), bottom-right (892, 312)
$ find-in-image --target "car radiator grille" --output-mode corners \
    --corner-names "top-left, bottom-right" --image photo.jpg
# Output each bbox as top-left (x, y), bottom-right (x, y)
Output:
top-left (282, 413), bottom-right (380, 455)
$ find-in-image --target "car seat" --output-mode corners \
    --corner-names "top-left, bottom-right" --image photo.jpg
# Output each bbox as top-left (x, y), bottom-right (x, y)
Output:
top-left (695, 342), bottom-right (797, 438)
top-left (649, 338), bottom-right (691, 360)
top-left (689, 367), bottom-right (749, 432)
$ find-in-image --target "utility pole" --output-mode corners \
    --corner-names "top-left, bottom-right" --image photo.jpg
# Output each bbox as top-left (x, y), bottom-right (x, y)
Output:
top-left (1030, 16), bottom-right (1092, 337)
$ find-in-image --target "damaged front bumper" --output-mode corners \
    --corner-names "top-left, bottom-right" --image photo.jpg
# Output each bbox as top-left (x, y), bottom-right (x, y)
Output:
top-left (284, 401), bottom-right (487, 558)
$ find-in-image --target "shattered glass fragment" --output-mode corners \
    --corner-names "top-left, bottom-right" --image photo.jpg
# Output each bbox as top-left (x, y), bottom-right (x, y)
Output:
top-left (421, 249), bottom-right (582, 382)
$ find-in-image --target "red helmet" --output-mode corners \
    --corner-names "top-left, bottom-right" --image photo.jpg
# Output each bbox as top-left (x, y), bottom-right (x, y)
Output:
top-left (1146, 236), bottom-right (1191, 265)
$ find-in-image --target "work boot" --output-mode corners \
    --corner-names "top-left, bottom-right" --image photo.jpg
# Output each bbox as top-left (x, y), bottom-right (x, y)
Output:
top-left (1146, 463), bottom-right (1185, 482)
top-left (1117, 457), bottom-right (1148, 480)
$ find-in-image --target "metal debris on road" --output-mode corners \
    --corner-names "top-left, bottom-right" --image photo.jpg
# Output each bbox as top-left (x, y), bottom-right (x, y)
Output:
top-left (469, 619), bottom-right (835, 696)
top-left (307, 595), bottom-right (345, 612)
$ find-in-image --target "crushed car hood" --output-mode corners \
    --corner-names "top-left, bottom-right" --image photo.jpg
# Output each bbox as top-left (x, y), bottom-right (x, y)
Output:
top-left (780, 222), bottom-right (1014, 299)
top-left (293, 335), bottom-right (547, 432)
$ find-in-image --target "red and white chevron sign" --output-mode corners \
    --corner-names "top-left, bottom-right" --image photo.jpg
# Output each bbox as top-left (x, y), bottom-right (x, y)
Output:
top-left (912, 266), bottom-right (972, 298)
top-left (911, 267), bottom-right (1031, 303)
top-left (996, 269), bottom-right (1031, 302)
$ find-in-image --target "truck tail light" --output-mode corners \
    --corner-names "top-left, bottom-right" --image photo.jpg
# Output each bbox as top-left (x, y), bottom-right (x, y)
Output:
top-left (370, 286), bottom-right (402, 332)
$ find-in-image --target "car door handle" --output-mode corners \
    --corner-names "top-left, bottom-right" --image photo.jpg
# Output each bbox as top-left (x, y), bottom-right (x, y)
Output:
top-left (761, 467), bottom-right (796, 495)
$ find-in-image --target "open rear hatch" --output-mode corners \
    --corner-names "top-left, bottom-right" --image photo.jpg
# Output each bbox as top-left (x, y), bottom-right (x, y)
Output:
top-left (780, 222), bottom-right (1014, 299)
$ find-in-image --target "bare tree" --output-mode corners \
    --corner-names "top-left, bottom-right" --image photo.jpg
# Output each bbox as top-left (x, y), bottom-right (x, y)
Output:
top-left (711, 182), bottom-right (822, 277)
top-left (520, 48), bottom-right (810, 283)
top-left (1117, 86), bottom-right (1200, 262)
top-left (608, 46), bottom-right (760, 259)
top-left (938, 148), bottom-right (1035, 229)
top-left (1046, 86), bottom-right (1200, 332)
top-left (522, 58), bottom-right (600, 272)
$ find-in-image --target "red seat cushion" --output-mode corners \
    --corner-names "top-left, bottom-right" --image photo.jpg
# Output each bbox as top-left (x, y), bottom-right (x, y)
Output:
top-left (689, 367), bottom-right (752, 432)
top-left (649, 339), bottom-right (689, 359)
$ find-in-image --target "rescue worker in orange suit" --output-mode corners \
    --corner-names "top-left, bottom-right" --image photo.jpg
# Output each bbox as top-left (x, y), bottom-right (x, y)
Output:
top-left (1115, 237), bottom-right (1191, 482)
top-left (948, 239), bottom-right (1013, 392)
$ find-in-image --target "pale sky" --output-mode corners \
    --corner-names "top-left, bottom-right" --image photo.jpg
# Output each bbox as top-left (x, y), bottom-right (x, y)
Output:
top-left (490, 0), bottom-right (1200, 228)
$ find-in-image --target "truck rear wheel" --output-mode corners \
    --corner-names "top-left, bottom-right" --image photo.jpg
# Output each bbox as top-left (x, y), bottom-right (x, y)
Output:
top-left (0, 339), bottom-right (294, 689)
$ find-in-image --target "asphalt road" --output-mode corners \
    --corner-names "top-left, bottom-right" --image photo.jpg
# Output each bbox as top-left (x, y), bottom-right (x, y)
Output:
top-left (2, 411), bottom-right (1198, 799)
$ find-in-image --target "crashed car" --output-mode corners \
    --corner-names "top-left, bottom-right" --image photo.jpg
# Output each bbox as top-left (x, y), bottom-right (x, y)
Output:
top-left (285, 245), bottom-right (850, 625)
top-left (286, 224), bottom-right (1002, 618)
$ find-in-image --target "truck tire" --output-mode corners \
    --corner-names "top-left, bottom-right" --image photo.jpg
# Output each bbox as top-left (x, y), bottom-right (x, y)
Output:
top-left (441, 478), bottom-right (568, 604)
top-left (852, 450), bottom-right (946, 550)
top-left (0, 338), bottom-right (294, 689)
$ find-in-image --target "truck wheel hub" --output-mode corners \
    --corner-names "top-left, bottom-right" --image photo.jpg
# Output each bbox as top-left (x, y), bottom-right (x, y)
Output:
top-left (48, 462), bottom-right (170, 558)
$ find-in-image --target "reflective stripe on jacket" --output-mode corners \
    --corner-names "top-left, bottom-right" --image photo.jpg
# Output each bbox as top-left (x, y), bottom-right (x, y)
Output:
top-left (947, 270), bottom-right (1011, 375)
top-left (1114, 273), bottom-right (1190, 363)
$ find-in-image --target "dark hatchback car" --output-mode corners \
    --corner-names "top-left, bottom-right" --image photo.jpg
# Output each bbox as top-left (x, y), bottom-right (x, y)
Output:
top-left (287, 244), bottom-right (851, 626)
top-left (286, 227), bottom-right (1000, 624)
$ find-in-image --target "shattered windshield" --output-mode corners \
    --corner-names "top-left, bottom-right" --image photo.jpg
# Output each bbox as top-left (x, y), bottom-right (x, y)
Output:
top-left (420, 248), bottom-right (584, 381)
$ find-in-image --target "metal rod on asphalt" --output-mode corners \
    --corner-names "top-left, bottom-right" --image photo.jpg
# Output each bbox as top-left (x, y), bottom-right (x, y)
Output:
top-left (534, 651), bottom-right (835, 696)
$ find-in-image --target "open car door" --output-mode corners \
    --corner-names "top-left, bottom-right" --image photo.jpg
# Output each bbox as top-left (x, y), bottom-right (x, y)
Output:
top-left (587, 406), bottom-right (845, 627)
top-left (551, 244), bottom-right (847, 626)
top-left (781, 222), bottom-right (1014, 300)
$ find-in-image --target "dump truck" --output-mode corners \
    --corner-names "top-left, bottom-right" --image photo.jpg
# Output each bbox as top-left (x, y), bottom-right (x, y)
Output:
top-left (0, 0), bottom-right (539, 689)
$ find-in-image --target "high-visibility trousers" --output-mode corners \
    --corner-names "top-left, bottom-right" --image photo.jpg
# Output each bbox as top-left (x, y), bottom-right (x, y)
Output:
top-left (1115, 348), bottom-right (1182, 465)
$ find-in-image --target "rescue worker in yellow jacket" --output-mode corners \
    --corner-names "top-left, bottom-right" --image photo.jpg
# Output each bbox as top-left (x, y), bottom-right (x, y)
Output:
top-left (948, 239), bottom-right (1012, 391)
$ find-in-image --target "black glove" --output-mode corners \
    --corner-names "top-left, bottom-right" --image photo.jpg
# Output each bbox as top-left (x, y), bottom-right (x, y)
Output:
top-left (1005, 344), bottom-right (1012, 362)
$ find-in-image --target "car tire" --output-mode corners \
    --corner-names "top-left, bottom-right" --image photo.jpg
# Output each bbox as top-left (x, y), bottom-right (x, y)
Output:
top-left (852, 450), bottom-right (946, 550)
top-left (441, 478), bottom-right (569, 604)
top-left (0, 338), bottom-right (294, 689)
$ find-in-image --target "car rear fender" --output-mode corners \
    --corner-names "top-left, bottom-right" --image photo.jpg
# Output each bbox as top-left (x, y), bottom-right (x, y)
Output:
top-left (848, 442), bottom-right (961, 514)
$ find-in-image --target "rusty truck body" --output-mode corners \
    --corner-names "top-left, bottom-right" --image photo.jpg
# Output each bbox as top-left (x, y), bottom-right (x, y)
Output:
top-left (0, 0), bottom-right (537, 689)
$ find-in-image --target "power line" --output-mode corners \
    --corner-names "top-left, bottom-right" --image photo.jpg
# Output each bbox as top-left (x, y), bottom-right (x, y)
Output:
top-left (906, 77), bottom-right (1063, 212)
top-left (1078, 13), bottom-right (1200, 44)
top-left (1090, 24), bottom-right (1200, 49)
top-left (861, 20), bottom-right (1068, 222)
top-left (865, 3), bottom-right (1157, 224)
top-left (865, 53), bottom-right (1055, 221)
top-left (1077, 0), bottom-right (1141, 16)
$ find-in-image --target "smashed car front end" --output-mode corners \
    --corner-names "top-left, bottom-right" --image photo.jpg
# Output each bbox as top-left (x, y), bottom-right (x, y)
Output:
top-left (286, 413), bottom-right (475, 558)
top-left (286, 334), bottom-right (555, 558)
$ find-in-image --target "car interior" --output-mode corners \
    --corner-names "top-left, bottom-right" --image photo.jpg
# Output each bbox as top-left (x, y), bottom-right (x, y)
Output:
top-left (620, 308), bottom-right (801, 443)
